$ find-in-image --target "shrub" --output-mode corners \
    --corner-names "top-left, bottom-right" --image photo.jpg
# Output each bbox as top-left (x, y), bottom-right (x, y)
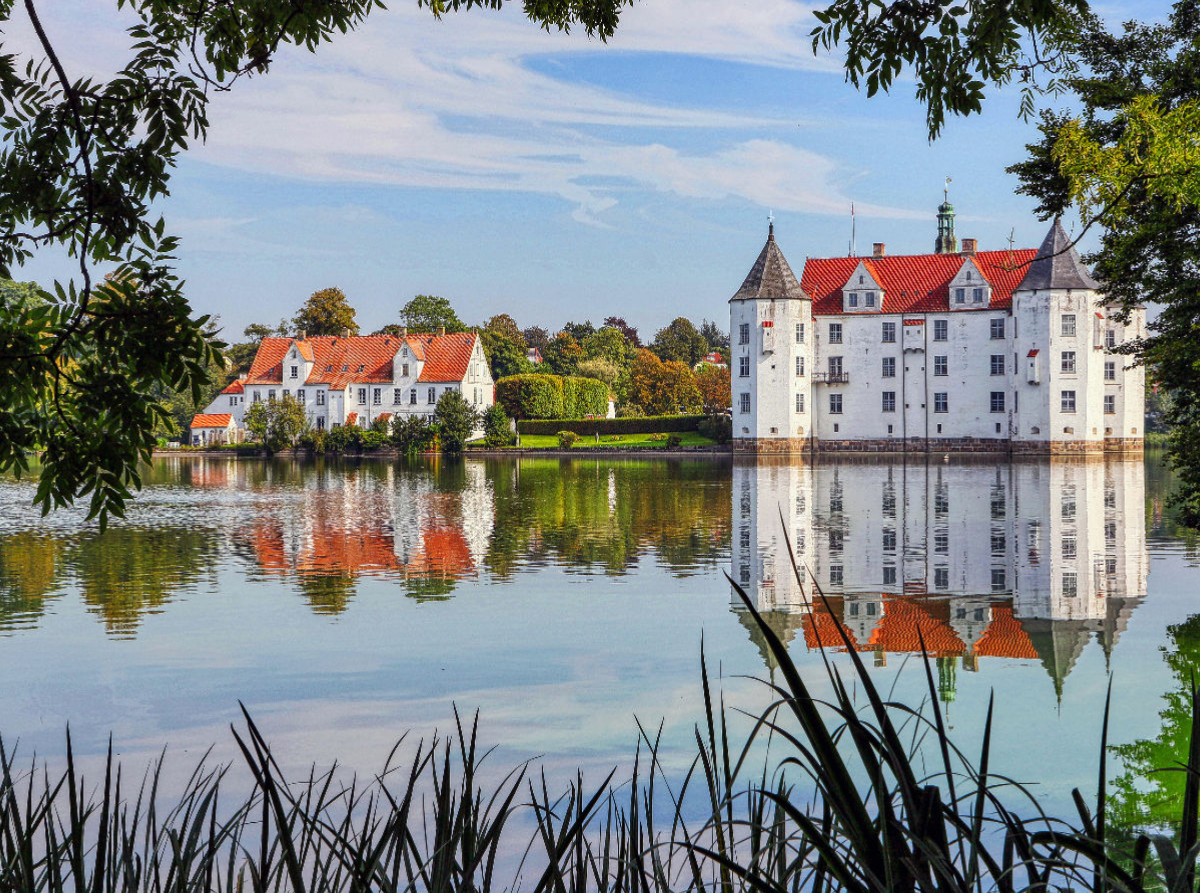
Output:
top-left (323, 425), bottom-right (353, 454)
top-left (483, 403), bottom-right (513, 447)
top-left (392, 415), bottom-right (436, 454)
top-left (360, 429), bottom-right (388, 450)
top-left (665, 434), bottom-right (682, 448)
top-left (698, 412), bottom-right (732, 445)
top-left (495, 373), bottom-right (607, 419)
top-left (517, 415), bottom-right (704, 436)
top-left (434, 390), bottom-right (479, 454)
top-left (557, 430), bottom-right (578, 449)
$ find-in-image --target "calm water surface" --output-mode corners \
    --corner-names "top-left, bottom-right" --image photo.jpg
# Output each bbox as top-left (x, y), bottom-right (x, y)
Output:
top-left (0, 453), bottom-right (1197, 821)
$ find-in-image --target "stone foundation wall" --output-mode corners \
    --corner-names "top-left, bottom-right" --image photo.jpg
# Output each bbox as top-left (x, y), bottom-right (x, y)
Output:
top-left (732, 437), bottom-right (812, 454)
top-left (1103, 437), bottom-right (1144, 454)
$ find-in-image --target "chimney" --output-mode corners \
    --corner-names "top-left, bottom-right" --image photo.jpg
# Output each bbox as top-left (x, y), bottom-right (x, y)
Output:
top-left (872, 242), bottom-right (886, 258)
top-left (437, 326), bottom-right (445, 337)
top-left (961, 238), bottom-right (977, 256)
top-left (400, 326), bottom-right (407, 339)
top-left (341, 328), bottom-right (349, 338)
top-left (298, 328), bottom-right (306, 340)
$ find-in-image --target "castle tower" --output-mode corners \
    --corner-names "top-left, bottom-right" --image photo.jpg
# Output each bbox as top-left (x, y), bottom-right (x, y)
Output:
top-left (935, 200), bottom-right (957, 254)
top-left (730, 221), bottom-right (813, 453)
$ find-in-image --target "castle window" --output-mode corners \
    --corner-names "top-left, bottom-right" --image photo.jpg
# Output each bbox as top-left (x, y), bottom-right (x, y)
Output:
top-left (882, 321), bottom-right (896, 343)
top-left (933, 320), bottom-right (948, 341)
top-left (829, 323), bottom-right (842, 344)
top-left (1104, 395), bottom-right (1116, 414)
top-left (934, 567), bottom-right (949, 589)
top-left (1105, 361), bottom-right (1116, 381)
top-left (933, 356), bottom-right (948, 376)
top-left (1061, 390), bottom-right (1077, 412)
top-left (1061, 351), bottom-right (1076, 374)
top-left (830, 394), bottom-right (843, 414)
top-left (882, 357), bottom-right (895, 378)
top-left (795, 323), bottom-right (805, 343)
top-left (990, 318), bottom-right (1005, 339)
top-left (882, 391), bottom-right (896, 412)
top-left (990, 392), bottom-right (1005, 413)
top-left (883, 566), bottom-right (897, 585)
top-left (739, 356), bottom-right (750, 377)
top-left (934, 532), bottom-right (949, 553)
top-left (934, 392), bottom-right (948, 413)
top-left (991, 569), bottom-right (1007, 592)
top-left (739, 393), bottom-right (750, 413)
top-left (990, 355), bottom-right (1005, 375)
top-left (1106, 328), bottom-right (1117, 348)
top-left (830, 566), bottom-right (843, 585)
top-left (1061, 314), bottom-right (1076, 337)
top-left (738, 323), bottom-right (750, 345)
top-left (1063, 572), bottom-right (1078, 597)
top-left (795, 356), bottom-right (805, 376)
top-left (795, 393), bottom-right (805, 413)
top-left (828, 356), bottom-right (843, 377)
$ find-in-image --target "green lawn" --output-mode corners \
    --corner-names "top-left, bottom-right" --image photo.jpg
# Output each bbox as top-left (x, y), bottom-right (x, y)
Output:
top-left (501, 431), bottom-right (717, 449)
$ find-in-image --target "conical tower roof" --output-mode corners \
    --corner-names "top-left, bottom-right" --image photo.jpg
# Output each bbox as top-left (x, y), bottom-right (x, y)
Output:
top-left (730, 223), bottom-right (809, 302)
top-left (1022, 618), bottom-right (1090, 700)
top-left (1015, 219), bottom-right (1099, 291)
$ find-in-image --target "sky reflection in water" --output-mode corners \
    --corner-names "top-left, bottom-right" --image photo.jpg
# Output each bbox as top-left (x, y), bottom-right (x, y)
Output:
top-left (0, 454), bottom-right (1197, 819)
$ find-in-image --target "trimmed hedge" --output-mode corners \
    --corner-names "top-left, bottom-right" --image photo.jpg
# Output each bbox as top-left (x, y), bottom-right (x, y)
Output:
top-left (517, 415), bottom-right (704, 436)
top-left (495, 374), bottom-right (607, 419)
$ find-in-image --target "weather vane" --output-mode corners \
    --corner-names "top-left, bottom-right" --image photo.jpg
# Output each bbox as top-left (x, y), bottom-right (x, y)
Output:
top-left (945, 176), bottom-right (952, 202)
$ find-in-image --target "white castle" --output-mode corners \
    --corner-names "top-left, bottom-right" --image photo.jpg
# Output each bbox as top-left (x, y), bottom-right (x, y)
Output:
top-left (729, 203), bottom-right (1145, 453)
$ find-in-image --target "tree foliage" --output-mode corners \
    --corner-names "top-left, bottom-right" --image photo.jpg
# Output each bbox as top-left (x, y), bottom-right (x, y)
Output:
top-left (391, 414), bottom-right (436, 454)
top-left (695, 364), bottom-right (731, 414)
top-left (293, 287), bottom-right (358, 336)
top-left (543, 331), bottom-right (584, 376)
top-left (433, 389), bottom-right (478, 453)
top-left (482, 403), bottom-right (513, 447)
top-left (400, 294), bottom-right (467, 333)
top-left (650, 317), bottom-right (708, 367)
top-left (480, 314), bottom-right (532, 379)
top-left (243, 395), bottom-right (308, 451)
top-left (603, 316), bottom-right (640, 347)
top-left (628, 349), bottom-right (701, 415)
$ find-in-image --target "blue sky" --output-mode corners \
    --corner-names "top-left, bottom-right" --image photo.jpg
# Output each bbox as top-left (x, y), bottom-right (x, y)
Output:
top-left (7, 0), bottom-right (1167, 339)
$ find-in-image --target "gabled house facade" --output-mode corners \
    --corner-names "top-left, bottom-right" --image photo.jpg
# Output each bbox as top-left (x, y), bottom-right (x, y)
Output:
top-left (730, 205), bottom-right (1145, 454)
top-left (190, 329), bottom-right (494, 443)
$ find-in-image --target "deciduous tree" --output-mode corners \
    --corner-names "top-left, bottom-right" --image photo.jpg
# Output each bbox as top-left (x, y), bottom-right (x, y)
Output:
top-left (650, 317), bottom-right (708, 367)
top-left (543, 331), bottom-right (584, 376)
top-left (695, 364), bottom-right (731, 414)
top-left (603, 316), bottom-right (640, 347)
top-left (434, 389), bottom-right (479, 453)
top-left (293, 287), bottom-right (358, 336)
top-left (400, 294), bottom-right (467, 333)
top-left (628, 349), bottom-right (700, 415)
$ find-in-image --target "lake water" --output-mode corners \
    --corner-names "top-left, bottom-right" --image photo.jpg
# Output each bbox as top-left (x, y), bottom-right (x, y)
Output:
top-left (1, 453), bottom-right (1197, 823)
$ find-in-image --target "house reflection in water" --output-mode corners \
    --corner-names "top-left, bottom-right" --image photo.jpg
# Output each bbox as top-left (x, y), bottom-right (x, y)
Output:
top-left (237, 463), bottom-right (494, 610)
top-left (731, 458), bottom-right (1147, 697)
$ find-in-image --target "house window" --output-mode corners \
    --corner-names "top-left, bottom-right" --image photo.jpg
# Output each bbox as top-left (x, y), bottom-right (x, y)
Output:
top-left (739, 392), bottom-right (751, 414)
top-left (394, 388), bottom-right (403, 404)
top-left (230, 396), bottom-right (238, 406)
top-left (795, 393), bottom-right (805, 413)
top-left (402, 364), bottom-right (409, 377)
top-left (427, 387), bottom-right (436, 404)
top-left (290, 365), bottom-right (298, 379)
top-left (955, 287), bottom-right (965, 304)
top-left (1105, 361), bottom-right (1116, 380)
top-left (316, 416), bottom-right (325, 430)
top-left (1106, 328), bottom-right (1116, 348)
top-left (933, 355), bottom-right (948, 376)
top-left (849, 292), bottom-right (858, 307)
top-left (1104, 395), bottom-right (1116, 414)
top-left (829, 323), bottom-right (842, 344)
top-left (865, 291), bottom-right (876, 307)
top-left (990, 391), bottom-right (1005, 413)
top-left (882, 357), bottom-right (895, 378)
top-left (991, 533), bottom-right (1006, 553)
top-left (267, 389), bottom-right (276, 401)
top-left (357, 388), bottom-right (367, 405)
top-left (973, 287), bottom-right (984, 303)
top-left (739, 356), bottom-right (750, 377)
top-left (933, 320), bottom-right (948, 341)
top-left (883, 566), bottom-right (897, 585)
top-left (1063, 572), bottom-right (1078, 597)
top-left (934, 532), bottom-right (949, 553)
top-left (1061, 390), bottom-right (1077, 412)
top-left (1062, 314), bottom-right (1077, 337)
top-left (297, 389), bottom-right (305, 403)
top-left (410, 389), bottom-right (417, 405)
top-left (795, 356), bottom-right (805, 376)
top-left (829, 566), bottom-right (843, 586)
top-left (316, 390), bottom-right (325, 405)
top-left (883, 529), bottom-right (896, 551)
top-left (882, 391), bottom-right (896, 412)
top-left (934, 392), bottom-right (948, 413)
top-left (828, 356), bottom-right (843, 377)
top-left (795, 323), bottom-right (805, 343)
top-left (934, 567), bottom-right (949, 589)
top-left (830, 393), bottom-right (843, 414)
top-left (990, 318), bottom-right (1005, 340)
top-left (882, 322), bottom-right (896, 343)
top-left (738, 323), bottom-right (750, 345)
top-left (373, 388), bottom-right (382, 405)
top-left (990, 355), bottom-right (1005, 375)
top-left (991, 569), bottom-right (1007, 592)
top-left (1061, 351), bottom-right (1076, 373)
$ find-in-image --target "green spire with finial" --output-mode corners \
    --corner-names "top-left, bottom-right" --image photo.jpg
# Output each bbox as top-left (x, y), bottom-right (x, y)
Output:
top-left (935, 177), bottom-right (957, 254)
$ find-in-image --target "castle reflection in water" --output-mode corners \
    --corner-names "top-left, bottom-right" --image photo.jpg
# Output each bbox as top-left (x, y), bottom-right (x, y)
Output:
top-left (732, 457), bottom-right (1147, 697)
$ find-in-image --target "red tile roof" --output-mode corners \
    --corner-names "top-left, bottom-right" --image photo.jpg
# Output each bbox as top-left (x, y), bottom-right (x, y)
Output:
top-left (221, 379), bottom-right (244, 394)
top-left (305, 335), bottom-right (398, 389)
top-left (344, 413), bottom-right (358, 427)
top-left (415, 332), bottom-right (477, 383)
top-left (802, 249), bottom-right (1039, 316)
top-left (245, 337), bottom-right (291, 385)
top-left (190, 413), bottom-right (234, 429)
top-left (974, 605), bottom-right (1038, 659)
top-left (376, 413), bottom-right (392, 423)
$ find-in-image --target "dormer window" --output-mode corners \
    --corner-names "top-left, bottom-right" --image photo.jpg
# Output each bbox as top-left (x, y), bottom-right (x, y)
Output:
top-left (865, 291), bottom-right (876, 308)
top-left (858, 274), bottom-right (864, 285)
top-left (326, 364), bottom-right (333, 372)
top-left (950, 258), bottom-right (990, 309)
top-left (849, 292), bottom-right (858, 307)
top-left (358, 364), bottom-right (365, 373)
top-left (955, 288), bottom-right (965, 304)
top-left (342, 364), bottom-right (349, 372)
